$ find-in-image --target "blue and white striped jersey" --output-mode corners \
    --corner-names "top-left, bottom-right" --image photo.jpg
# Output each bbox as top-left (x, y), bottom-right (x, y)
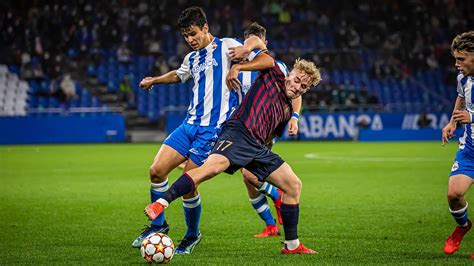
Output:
top-left (456, 72), bottom-right (474, 152)
top-left (176, 37), bottom-right (258, 127)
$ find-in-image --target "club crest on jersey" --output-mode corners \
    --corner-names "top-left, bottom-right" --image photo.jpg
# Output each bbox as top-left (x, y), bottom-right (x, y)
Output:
top-left (211, 42), bottom-right (218, 49)
top-left (451, 161), bottom-right (459, 172)
top-left (192, 58), bottom-right (218, 75)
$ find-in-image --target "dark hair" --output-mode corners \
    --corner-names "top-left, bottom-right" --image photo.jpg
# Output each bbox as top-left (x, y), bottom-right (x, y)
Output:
top-left (244, 22), bottom-right (266, 40)
top-left (178, 6), bottom-right (207, 31)
top-left (451, 31), bottom-right (474, 54)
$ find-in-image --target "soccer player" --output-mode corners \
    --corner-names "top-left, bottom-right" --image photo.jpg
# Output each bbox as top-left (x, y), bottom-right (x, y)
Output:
top-left (442, 31), bottom-right (474, 257)
top-left (132, 6), bottom-right (267, 254)
top-left (144, 53), bottom-right (321, 254)
top-left (234, 22), bottom-right (303, 238)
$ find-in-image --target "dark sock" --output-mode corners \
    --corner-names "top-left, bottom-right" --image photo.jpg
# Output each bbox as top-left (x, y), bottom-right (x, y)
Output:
top-left (161, 173), bottom-right (195, 204)
top-left (281, 203), bottom-right (299, 240)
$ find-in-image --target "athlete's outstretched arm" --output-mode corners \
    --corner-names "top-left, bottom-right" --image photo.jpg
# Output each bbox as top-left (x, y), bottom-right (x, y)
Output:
top-left (226, 53), bottom-right (274, 90)
top-left (139, 70), bottom-right (181, 90)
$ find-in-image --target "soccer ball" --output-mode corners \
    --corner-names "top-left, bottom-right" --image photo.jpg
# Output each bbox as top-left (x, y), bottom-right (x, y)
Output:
top-left (140, 233), bottom-right (175, 264)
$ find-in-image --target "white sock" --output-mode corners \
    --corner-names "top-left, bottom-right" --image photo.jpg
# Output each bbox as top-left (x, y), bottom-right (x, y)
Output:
top-left (284, 239), bottom-right (300, 250)
top-left (157, 198), bottom-right (169, 208)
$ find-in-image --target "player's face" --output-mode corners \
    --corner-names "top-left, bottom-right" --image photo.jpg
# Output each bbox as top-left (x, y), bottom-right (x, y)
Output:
top-left (284, 69), bottom-right (311, 99)
top-left (453, 50), bottom-right (474, 76)
top-left (181, 24), bottom-right (210, 50)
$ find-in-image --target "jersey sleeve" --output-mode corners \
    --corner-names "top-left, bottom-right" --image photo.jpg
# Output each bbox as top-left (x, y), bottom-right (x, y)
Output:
top-left (271, 58), bottom-right (287, 85)
top-left (176, 52), bottom-right (193, 83)
top-left (276, 60), bottom-right (289, 76)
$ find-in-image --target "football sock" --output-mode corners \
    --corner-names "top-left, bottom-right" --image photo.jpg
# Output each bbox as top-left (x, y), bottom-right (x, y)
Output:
top-left (250, 193), bottom-right (276, 226)
top-left (183, 194), bottom-right (202, 238)
top-left (281, 203), bottom-right (299, 241)
top-left (160, 173), bottom-right (195, 206)
top-left (150, 179), bottom-right (168, 226)
top-left (258, 182), bottom-right (280, 201)
top-left (450, 202), bottom-right (469, 226)
top-left (284, 239), bottom-right (301, 250)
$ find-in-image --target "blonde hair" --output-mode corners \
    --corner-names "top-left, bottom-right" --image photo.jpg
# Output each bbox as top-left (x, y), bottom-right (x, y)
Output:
top-left (293, 58), bottom-right (321, 87)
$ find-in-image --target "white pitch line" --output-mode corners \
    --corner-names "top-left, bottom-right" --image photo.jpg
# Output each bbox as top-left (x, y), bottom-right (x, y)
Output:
top-left (303, 153), bottom-right (445, 162)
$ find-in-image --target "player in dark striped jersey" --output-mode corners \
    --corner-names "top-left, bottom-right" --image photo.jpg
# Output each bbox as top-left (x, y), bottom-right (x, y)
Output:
top-left (233, 22), bottom-right (303, 238)
top-left (144, 52), bottom-right (321, 254)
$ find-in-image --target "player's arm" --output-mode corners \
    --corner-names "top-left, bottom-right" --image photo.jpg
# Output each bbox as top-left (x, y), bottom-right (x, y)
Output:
top-left (139, 70), bottom-right (181, 90)
top-left (451, 96), bottom-right (472, 124)
top-left (226, 53), bottom-right (274, 90)
top-left (229, 36), bottom-right (267, 62)
top-left (287, 96), bottom-right (302, 136)
top-left (442, 96), bottom-right (465, 145)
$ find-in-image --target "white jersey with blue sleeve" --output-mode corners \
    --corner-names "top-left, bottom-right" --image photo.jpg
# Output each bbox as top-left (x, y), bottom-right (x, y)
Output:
top-left (176, 37), bottom-right (257, 127)
top-left (456, 72), bottom-right (474, 152)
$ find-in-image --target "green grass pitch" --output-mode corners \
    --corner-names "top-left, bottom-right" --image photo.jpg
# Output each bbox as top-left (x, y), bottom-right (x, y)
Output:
top-left (1, 141), bottom-right (472, 264)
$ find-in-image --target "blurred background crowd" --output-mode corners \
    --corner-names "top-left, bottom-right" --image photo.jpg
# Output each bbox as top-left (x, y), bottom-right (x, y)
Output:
top-left (0, 0), bottom-right (472, 125)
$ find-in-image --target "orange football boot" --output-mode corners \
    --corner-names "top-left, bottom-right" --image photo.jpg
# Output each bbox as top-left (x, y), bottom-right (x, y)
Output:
top-left (144, 202), bottom-right (165, 221)
top-left (273, 189), bottom-right (283, 225)
top-left (255, 224), bottom-right (280, 238)
top-left (444, 219), bottom-right (472, 254)
top-left (281, 243), bottom-right (317, 254)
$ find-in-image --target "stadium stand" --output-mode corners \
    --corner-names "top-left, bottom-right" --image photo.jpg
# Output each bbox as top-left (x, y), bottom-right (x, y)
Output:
top-left (0, 0), bottom-right (472, 136)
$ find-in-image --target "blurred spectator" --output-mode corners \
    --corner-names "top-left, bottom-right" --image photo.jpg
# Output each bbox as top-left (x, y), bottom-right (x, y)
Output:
top-left (417, 112), bottom-right (432, 128)
top-left (117, 44), bottom-right (132, 64)
top-left (59, 74), bottom-right (76, 103)
top-left (119, 76), bottom-right (134, 108)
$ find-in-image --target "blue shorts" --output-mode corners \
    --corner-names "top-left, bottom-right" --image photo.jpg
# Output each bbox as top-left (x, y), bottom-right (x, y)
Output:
top-left (450, 150), bottom-right (474, 178)
top-left (163, 122), bottom-right (221, 166)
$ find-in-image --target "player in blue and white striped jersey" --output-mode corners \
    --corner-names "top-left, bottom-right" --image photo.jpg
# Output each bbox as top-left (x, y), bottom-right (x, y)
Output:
top-left (133, 7), bottom-right (268, 254)
top-left (232, 22), bottom-right (303, 238)
top-left (442, 31), bottom-right (474, 257)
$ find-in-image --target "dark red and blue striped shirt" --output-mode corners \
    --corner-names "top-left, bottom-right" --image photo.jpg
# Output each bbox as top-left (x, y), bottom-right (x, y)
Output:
top-left (230, 59), bottom-right (293, 145)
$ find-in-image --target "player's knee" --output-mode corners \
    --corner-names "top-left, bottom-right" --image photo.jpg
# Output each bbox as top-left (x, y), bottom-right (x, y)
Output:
top-left (149, 165), bottom-right (166, 183)
top-left (206, 164), bottom-right (222, 177)
top-left (285, 178), bottom-right (302, 197)
top-left (242, 170), bottom-right (257, 184)
top-left (447, 190), bottom-right (464, 203)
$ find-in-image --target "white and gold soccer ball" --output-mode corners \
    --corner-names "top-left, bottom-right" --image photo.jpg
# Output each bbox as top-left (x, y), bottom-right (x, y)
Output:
top-left (140, 233), bottom-right (175, 264)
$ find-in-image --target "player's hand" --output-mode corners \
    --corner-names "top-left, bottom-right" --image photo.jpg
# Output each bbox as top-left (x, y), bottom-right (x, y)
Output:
top-left (288, 117), bottom-right (299, 136)
top-left (229, 46), bottom-right (250, 62)
top-left (452, 110), bottom-right (472, 124)
top-left (226, 65), bottom-right (242, 90)
top-left (139, 77), bottom-right (155, 90)
top-left (442, 122), bottom-right (456, 146)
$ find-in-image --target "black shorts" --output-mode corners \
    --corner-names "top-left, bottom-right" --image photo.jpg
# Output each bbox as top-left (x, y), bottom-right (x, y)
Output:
top-left (211, 120), bottom-right (284, 181)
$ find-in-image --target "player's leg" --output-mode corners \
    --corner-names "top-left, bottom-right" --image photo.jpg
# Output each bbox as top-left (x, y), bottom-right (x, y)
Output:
top-left (145, 153), bottom-right (231, 220)
top-left (242, 169), bottom-right (279, 237)
top-left (174, 125), bottom-right (222, 254)
top-left (243, 169), bottom-right (283, 225)
top-left (266, 163), bottom-right (316, 254)
top-left (444, 173), bottom-right (473, 254)
top-left (176, 159), bottom-right (203, 255)
top-left (132, 124), bottom-right (191, 248)
top-left (132, 144), bottom-right (187, 248)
